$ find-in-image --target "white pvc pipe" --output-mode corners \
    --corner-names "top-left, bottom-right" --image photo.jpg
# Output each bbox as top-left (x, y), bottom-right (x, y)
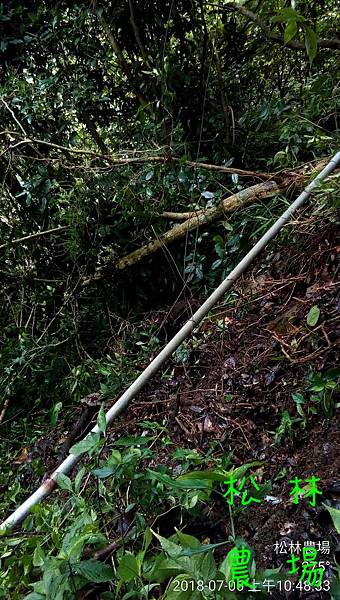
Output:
top-left (1, 151), bottom-right (339, 531)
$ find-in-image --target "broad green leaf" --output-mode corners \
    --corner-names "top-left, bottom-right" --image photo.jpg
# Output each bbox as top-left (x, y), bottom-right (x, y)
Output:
top-left (178, 470), bottom-right (228, 483)
top-left (284, 20), bottom-right (297, 44)
top-left (61, 514), bottom-right (100, 556)
top-left (323, 505), bottom-right (340, 533)
top-left (219, 554), bottom-right (231, 582)
top-left (179, 462), bottom-right (262, 484)
top-left (74, 466), bottom-right (87, 493)
top-left (108, 449), bottom-right (122, 463)
top-left (153, 530), bottom-right (226, 561)
top-left (97, 403), bottom-right (107, 435)
top-left (147, 469), bottom-right (212, 490)
top-left (114, 436), bottom-right (153, 446)
top-left (42, 570), bottom-right (70, 600)
top-left (305, 26), bottom-right (318, 62)
top-left (310, 384), bottom-right (324, 392)
top-left (145, 556), bottom-right (188, 582)
top-left (55, 473), bottom-right (73, 492)
top-left (175, 541), bottom-right (228, 557)
top-left (33, 544), bottom-right (45, 567)
top-left (151, 530), bottom-right (182, 557)
top-left (63, 534), bottom-right (92, 560)
top-left (272, 8), bottom-right (304, 23)
top-left (69, 432), bottom-right (100, 455)
top-left (292, 393), bottom-right (305, 404)
top-left (143, 527), bottom-right (153, 552)
top-left (118, 552), bottom-right (140, 582)
top-left (307, 305), bottom-right (320, 327)
top-left (175, 529), bottom-right (201, 548)
top-left (199, 550), bottom-right (217, 581)
top-left (93, 466), bottom-right (115, 478)
top-left (73, 559), bottom-right (114, 582)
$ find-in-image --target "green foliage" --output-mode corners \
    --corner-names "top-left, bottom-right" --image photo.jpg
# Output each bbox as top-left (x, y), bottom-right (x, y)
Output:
top-left (272, 7), bottom-right (318, 62)
top-left (274, 410), bottom-right (303, 443)
top-left (0, 431), bottom-right (265, 598)
top-left (307, 368), bottom-right (340, 418)
top-left (306, 305), bottom-right (320, 327)
top-left (324, 505), bottom-right (340, 534)
top-left (292, 368), bottom-right (340, 420)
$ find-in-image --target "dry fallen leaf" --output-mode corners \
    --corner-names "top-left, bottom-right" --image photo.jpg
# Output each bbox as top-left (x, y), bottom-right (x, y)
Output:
top-left (13, 447), bottom-right (31, 464)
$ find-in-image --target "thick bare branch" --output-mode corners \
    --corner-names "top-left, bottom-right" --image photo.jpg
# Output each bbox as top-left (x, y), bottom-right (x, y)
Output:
top-left (184, 160), bottom-right (271, 179)
top-left (1, 132), bottom-right (272, 177)
top-left (0, 226), bottom-right (69, 251)
top-left (162, 210), bottom-right (205, 220)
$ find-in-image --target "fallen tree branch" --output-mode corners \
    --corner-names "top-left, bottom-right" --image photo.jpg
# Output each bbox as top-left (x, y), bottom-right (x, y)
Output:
top-left (161, 210), bottom-right (205, 220)
top-left (1, 132), bottom-right (273, 177)
top-left (184, 160), bottom-right (271, 178)
top-left (116, 181), bottom-right (280, 270)
top-left (0, 226), bottom-right (69, 251)
top-left (1, 98), bottom-right (27, 135)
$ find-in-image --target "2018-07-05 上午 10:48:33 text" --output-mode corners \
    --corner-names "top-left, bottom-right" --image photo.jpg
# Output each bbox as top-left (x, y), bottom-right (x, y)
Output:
top-left (171, 579), bottom-right (332, 593)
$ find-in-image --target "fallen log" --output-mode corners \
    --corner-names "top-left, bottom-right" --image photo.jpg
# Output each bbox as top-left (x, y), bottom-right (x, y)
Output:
top-left (116, 180), bottom-right (280, 270)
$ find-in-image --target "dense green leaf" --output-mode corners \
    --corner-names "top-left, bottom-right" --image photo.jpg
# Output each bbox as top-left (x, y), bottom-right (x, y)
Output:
top-left (114, 436), bottom-right (154, 446)
top-left (179, 462), bottom-right (262, 484)
top-left (69, 432), bottom-right (101, 455)
top-left (93, 466), bottom-right (115, 478)
top-left (307, 305), bottom-right (320, 326)
top-left (272, 7), bottom-right (304, 22)
top-left (97, 403), bottom-right (107, 435)
top-left (147, 469), bottom-right (212, 490)
top-left (118, 553), bottom-right (140, 582)
top-left (305, 26), bottom-right (318, 62)
top-left (284, 20), bottom-right (298, 43)
top-left (55, 473), bottom-right (73, 492)
top-left (323, 505), bottom-right (340, 533)
top-left (32, 544), bottom-right (45, 567)
top-left (73, 559), bottom-right (114, 582)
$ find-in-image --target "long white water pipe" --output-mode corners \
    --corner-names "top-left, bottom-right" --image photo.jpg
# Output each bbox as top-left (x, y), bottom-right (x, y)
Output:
top-left (1, 151), bottom-right (339, 532)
